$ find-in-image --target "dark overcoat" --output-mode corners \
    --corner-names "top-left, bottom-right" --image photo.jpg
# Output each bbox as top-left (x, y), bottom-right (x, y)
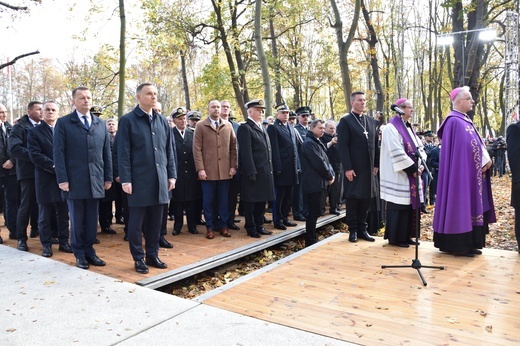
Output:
top-left (53, 110), bottom-right (113, 199)
top-left (9, 114), bottom-right (36, 180)
top-left (507, 122), bottom-right (520, 208)
top-left (27, 121), bottom-right (63, 204)
top-left (237, 118), bottom-right (275, 202)
top-left (337, 112), bottom-right (379, 199)
top-left (117, 107), bottom-right (176, 207)
top-left (266, 118), bottom-right (300, 186)
top-left (301, 132), bottom-right (334, 195)
top-left (171, 127), bottom-right (200, 202)
top-left (0, 121), bottom-right (16, 178)
top-left (321, 132), bottom-right (342, 173)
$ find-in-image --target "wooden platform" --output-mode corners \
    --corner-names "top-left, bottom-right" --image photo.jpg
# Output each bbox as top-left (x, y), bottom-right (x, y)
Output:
top-left (0, 212), bottom-right (345, 288)
top-left (199, 234), bottom-right (520, 345)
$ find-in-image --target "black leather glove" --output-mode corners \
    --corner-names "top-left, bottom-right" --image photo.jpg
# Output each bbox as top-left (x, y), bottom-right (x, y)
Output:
top-left (249, 174), bottom-right (257, 183)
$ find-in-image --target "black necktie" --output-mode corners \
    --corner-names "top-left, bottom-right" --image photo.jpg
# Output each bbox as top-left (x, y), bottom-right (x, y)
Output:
top-left (180, 130), bottom-right (184, 137)
top-left (82, 116), bottom-right (90, 130)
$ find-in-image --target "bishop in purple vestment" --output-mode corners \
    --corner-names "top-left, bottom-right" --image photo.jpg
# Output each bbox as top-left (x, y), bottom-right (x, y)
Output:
top-left (433, 86), bottom-right (496, 256)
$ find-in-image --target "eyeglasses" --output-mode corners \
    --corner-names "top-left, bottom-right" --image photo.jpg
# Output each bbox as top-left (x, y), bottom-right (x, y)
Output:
top-left (300, 114), bottom-right (310, 117)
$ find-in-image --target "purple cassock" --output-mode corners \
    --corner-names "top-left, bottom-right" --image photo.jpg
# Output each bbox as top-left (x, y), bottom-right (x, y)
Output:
top-left (433, 110), bottom-right (496, 246)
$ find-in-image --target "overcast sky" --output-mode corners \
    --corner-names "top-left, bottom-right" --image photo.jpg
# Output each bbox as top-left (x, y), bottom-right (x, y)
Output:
top-left (2, 1), bottom-right (124, 63)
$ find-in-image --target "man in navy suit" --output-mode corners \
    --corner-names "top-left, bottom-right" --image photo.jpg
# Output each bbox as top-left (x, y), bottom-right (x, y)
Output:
top-left (0, 103), bottom-right (18, 244)
top-left (266, 104), bottom-right (300, 230)
top-left (117, 83), bottom-right (176, 274)
top-left (54, 87), bottom-right (113, 270)
top-left (9, 101), bottom-right (42, 251)
top-left (27, 101), bottom-right (72, 257)
top-left (237, 100), bottom-right (275, 238)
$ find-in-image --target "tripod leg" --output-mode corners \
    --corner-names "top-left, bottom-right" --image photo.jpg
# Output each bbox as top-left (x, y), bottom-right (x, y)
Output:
top-left (416, 268), bottom-right (427, 286)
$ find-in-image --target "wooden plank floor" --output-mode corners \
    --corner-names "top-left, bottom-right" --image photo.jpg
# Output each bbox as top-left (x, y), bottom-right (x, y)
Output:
top-left (202, 234), bottom-right (520, 345)
top-left (0, 212), bottom-right (342, 286)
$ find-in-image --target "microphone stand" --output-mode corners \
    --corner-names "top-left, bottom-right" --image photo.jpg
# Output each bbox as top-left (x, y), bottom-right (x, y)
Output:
top-left (381, 152), bottom-right (444, 286)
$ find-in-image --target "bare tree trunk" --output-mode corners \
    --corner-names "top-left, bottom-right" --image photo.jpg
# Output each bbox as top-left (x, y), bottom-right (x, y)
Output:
top-left (269, 18), bottom-right (283, 106)
top-left (180, 51), bottom-right (191, 109)
top-left (361, 0), bottom-right (384, 112)
top-left (254, 0), bottom-right (272, 117)
top-left (211, 0), bottom-right (247, 116)
top-left (117, 0), bottom-right (126, 119)
top-left (330, 0), bottom-right (361, 105)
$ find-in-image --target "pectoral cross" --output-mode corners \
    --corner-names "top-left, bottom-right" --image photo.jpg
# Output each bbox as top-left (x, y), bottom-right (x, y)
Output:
top-left (363, 131), bottom-right (368, 139)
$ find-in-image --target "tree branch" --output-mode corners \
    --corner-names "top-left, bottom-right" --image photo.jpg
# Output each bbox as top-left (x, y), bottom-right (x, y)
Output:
top-left (0, 0), bottom-right (40, 11)
top-left (0, 50), bottom-right (40, 70)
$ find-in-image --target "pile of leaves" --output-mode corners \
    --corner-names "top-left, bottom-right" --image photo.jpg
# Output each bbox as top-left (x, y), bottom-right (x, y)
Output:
top-left (163, 176), bottom-right (517, 298)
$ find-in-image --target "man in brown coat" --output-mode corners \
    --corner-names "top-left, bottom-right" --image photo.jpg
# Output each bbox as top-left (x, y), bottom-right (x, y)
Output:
top-left (193, 100), bottom-right (238, 239)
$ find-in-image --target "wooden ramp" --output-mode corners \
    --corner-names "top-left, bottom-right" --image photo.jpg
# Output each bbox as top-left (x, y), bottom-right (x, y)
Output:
top-left (0, 212), bottom-right (344, 288)
top-left (198, 233), bottom-right (520, 345)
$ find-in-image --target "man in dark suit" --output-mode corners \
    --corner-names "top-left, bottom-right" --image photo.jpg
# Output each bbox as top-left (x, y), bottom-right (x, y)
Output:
top-left (117, 83), bottom-right (176, 274)
top-left (9, 101), bottom-right (43, 251)
top-left (507, 121), bottom-right (520, 253)
top-left (220, 100), bottom-right (241, 231)
top-left (54, 86), bottom-right (113, 270)
top-left (96, 112), bottom-right (118, 236)
top-left (0, 103), bottom-right (18, 243)
top-left (337, 91), bottom-right (380, 243)
top-left (292, 106), bottom-right (311, 221)
top-left (301, 119), bottom-right (335, 247)
top-left (321, 120), bottom-right (342, 215)
top-left (27, 102), bottom-right (72, 257)
top-left (266, 104), bottom-right (300, 230)
top-left (237, 100), bottom-right (275, 238)
top-left (170, 107), bottom-right (200, 236)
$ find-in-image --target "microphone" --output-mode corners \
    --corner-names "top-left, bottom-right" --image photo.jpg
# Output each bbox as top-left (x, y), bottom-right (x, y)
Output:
top-left (391, 104), bottom-right (405, 115)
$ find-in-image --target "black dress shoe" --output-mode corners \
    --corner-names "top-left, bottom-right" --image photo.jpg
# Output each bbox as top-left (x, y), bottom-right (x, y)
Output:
top-left (257, 227), bottom-right (273, 235)
top-left (145, 256), bottom-right (168, 269)
top-left (358, 231), bottom-right (375, 242)
top-left (59, 243), bottom-right (73, 253)
top-left (470, 248), bottom-right (482, 255)
top-left (421, 206), bottom-right (429, 214)
top-left (172, 229), bottom-right (181, 235)
top-left (159, 237), bottom-right (173, 248)
top-left (274, 222), bottom-right (287, 230)
top-left (262, 216), bottom-right (272, 223)
top-left (233, 219), bottom-right (241, 223)
top-left (123, 234), bottom-right (128, 241)
top-left (198, 219), bottom-right (206, 226)
top-left (86, 255), bottom-right (106, 266)
top-left (168, 214), bottom-right (174, 221)
top-left (294, 216), bottom-right (307, 221)
top-left (407, 238), bottom-right (420, 245)
top-left (76, 257), bottom-right (89, 270)
top-left (188, 228), bottom-right (199, 234)
top-left (94, 238), bottom-right (100, 244)
top-left (247, 231), bottom-right (261, 238)
top-left (329, 209), bottom-right (341, 216)
top-left (348, 232), bottom-right (357, 243)
top-left (283, 219), bottom-right (297, 227)
top-left (115, 217), bottom-right (125, 225)
top-left (135, 259), bottom-right (149, 274)
top-left (17, 240), bottom-right (29, 251)
top-left (453, 252), bottom-right (475, 257)
top-left (29, 228), bottom-right (39, 238)
top-left (228, 223), bottom-right (240, 230)
top-left (389, 241), bottom-right (409, 248)
top-left (102, 227), bottom-right (117, 235)
top-left (42, 246), bottom-right (53, 258)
